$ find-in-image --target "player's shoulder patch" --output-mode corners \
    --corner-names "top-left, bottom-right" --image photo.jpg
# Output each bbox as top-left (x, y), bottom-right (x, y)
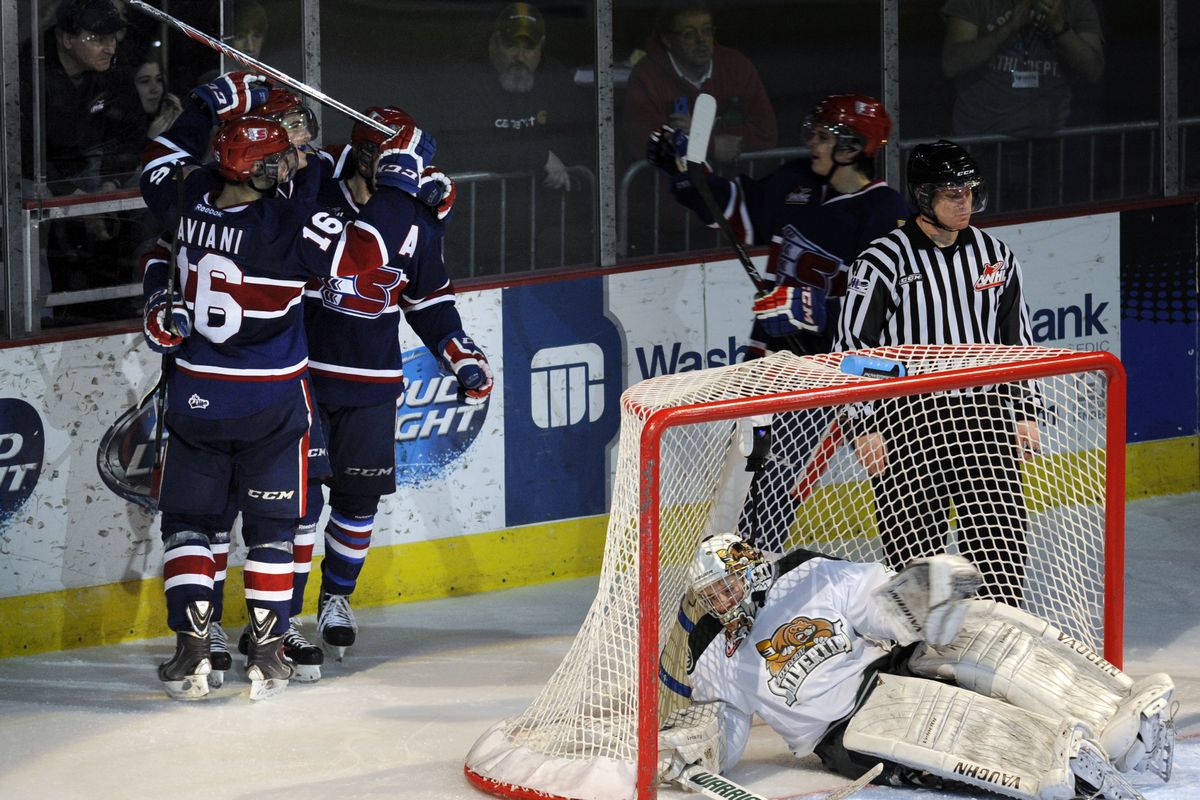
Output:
top-left (848, 275), bottom-right (871, 295)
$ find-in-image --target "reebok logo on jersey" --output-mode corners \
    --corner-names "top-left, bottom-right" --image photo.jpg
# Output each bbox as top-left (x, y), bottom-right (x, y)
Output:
top-left (187, 394), bottom-right (210, 410)
top-left (756, 616), bottom-right (851, 705)
top-left (974, 260), bottom-right (1009, 290)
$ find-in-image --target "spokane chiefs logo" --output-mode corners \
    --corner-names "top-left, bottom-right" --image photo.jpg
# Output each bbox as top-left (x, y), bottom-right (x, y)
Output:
top-left (395, 347), bottom-right (488, 486)
top-left (0, 399), bottom-right (45, 521)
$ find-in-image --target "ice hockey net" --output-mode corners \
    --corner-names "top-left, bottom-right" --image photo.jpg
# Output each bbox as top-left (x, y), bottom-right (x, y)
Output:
top-left (465, 345), bottom-right (1126, 800)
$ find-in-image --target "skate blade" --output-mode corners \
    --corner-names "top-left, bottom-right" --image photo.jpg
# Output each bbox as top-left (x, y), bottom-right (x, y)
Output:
top-left (209, 670), bottom-right (225, 689)
top-left (292, 663), bottom-right (321, 683)
top-left (247, 675), bottom-right (290, 701)
top-left (162, 673), bottom-right (210, 700)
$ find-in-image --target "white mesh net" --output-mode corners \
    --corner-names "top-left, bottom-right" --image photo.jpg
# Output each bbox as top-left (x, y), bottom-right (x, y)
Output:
top-left (465, 345), bottom-right (1123, 800)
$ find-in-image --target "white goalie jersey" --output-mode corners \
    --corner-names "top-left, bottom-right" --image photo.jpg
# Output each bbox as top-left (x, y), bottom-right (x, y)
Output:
top-left (690, 555), bottom-right (916, 765)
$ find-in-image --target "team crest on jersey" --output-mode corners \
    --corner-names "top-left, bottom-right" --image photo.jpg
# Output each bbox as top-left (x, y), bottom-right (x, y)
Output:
top-left (756, 616), bottom-right (851, 705)
top-left (974, 260), bottom-right (1010, 290)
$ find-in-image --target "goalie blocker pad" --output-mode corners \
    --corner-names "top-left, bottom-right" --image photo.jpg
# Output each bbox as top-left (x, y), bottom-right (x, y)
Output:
top-left (844, 674), bottom-right (1083, 799)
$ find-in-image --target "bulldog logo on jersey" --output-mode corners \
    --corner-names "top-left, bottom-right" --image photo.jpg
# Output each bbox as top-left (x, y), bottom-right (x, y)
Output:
top-left (974, 260), bottom-right (1010, 290)
top-left (755, 616), bottom-right (851, 705)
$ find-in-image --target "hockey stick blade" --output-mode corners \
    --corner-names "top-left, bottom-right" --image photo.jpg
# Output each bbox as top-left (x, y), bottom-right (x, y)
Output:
top-left (128, 0), bottom-right (392, 136)
top-left (687, 94), bottom-right (717, 164)
top-left (817, 762), bottom-right (883, 800)
top-left (677, 766), bottom-right (770, 800)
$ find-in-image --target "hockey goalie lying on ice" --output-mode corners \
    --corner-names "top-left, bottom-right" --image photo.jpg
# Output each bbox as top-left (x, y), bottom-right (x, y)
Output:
top-left (657, 534), bottom-right (1176, 800)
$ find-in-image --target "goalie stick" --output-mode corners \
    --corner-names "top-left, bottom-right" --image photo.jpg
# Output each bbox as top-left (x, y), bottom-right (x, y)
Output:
top-left (678, 761), bottom-right (882, 800)
top-left (128, 0), bottom-right (392, 137)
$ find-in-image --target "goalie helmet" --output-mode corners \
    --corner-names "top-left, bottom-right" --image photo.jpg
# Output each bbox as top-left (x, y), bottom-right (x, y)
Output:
top-left (351, 105), bottom-right (416, 178)
top-left (212, 116), bottom-right (297, 187)
top-left (907, 139), bottom-right (988, 226)
top-left (249, 88), bottom-right (319, 146)
top-left (802, 94), bottom-right (891, 157)
top-left (687, 533), bottom-right (769, 637)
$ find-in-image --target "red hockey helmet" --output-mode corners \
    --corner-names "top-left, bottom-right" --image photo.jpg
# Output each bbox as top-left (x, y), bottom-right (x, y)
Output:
top-left (212, 116), bottom-right (295, 184)
top-left (249, 88), bottom-right (319, 145)
top-left (804, 94), bottom-right (892, 157)
top-left (350, 105), bottom-right (415, 175)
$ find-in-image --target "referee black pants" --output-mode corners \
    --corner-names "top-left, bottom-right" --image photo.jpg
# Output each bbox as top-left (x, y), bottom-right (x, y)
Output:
top-left (869, 392), bottom-right (1029, 605)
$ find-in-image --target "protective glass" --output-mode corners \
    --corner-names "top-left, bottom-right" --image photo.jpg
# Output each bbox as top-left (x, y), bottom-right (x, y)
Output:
top-left (78, 31), bottom-right (124, 47)
top-left (277, 107), bottom-right (319, 146)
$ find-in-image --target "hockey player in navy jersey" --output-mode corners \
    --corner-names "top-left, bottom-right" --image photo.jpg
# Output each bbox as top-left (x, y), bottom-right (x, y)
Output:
top-left (647, 94), bottom-right (910, 358)
top-left (297, 105), bottom-right (488, 660)
top-left (647, 95), bottom-right (910, 554)
top-left (657, 534), bottom-right (1175, 800)
top-left (140, 71), bottom-right (444, 701)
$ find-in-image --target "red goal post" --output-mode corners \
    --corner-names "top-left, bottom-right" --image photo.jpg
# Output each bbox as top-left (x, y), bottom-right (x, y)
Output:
top-left (465, 344), bottom-right (1127, 800)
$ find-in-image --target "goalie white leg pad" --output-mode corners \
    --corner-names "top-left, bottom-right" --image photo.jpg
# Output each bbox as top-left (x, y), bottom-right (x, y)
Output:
top-left (1100, 673), bottom-right (1175, 781)
top-left (908, 601), bottom-right (1134, 743)
top-left (843, 674), bottom-right (1078, 800)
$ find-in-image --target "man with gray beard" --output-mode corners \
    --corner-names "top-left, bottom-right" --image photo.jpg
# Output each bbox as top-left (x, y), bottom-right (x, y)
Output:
top-left (413, 3), bottom-right (594, 273)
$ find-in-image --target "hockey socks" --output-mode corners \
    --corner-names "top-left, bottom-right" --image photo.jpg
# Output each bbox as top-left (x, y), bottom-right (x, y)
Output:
top-left (243, 541), bottom-right (294, 640)
top-left (322, 509), bottom-right (374, 595)
top-left (161, 531), bottom-right (216, 633)
top-left (291, 522), bottom-right (318, 618)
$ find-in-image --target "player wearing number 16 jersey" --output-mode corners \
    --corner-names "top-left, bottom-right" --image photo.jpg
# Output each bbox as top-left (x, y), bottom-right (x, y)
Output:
top-left (138, 71), bottom-right (440, 700)
top-left (298, 106), bottom-right (492, 658)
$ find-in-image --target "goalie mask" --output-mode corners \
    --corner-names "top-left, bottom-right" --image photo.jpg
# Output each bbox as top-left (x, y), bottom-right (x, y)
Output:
top-left (688, 533), bottom-right (772, 652)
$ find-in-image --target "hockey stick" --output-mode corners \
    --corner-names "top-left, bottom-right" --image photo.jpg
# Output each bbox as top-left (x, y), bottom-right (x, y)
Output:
top-left (679, 760), bottom-right (882, 800)
top-left (685, 94), bottom-right (770, 294)
top-left (128, 0), bottom-right (392, 136)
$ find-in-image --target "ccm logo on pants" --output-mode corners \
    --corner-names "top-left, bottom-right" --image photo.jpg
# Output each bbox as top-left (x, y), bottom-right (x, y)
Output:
top-left (248, 489), bottom-right (297, 500)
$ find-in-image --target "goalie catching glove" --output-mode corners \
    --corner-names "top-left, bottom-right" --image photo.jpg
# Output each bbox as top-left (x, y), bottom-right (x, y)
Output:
top-left (874, 554), bottom-right (982, 646)
top-left (438, 332), bottom-right (493, 405)
top-left (752, 284), bottom-right (826, 337)
top-left (374, 125), bottom-right (438, 196)
top-left (191, 71), bottom-right (269, 124)
top-left (143, 289), bottom-right (192, 354)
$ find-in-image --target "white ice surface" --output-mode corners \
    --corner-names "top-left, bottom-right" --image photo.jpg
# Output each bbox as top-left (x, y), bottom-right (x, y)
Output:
top-left (1, 492), bottom-right (1197, 800)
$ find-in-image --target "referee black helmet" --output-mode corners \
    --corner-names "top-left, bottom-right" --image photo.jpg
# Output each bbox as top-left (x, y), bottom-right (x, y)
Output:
top-left (908, 140), bottom-right (987, 228)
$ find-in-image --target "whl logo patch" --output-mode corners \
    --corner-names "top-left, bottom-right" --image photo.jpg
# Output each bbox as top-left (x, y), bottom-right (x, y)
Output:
top-left (974, 260), bottom-right (1010, 290)
top-left (0, 399), bottom-right (45, 519)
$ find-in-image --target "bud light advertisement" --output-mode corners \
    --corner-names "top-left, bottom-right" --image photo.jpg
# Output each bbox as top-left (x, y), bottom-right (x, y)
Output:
top-left (0, 398), bottom-right (45, 519)
top-left (395, 347), bottom-right (488, 486)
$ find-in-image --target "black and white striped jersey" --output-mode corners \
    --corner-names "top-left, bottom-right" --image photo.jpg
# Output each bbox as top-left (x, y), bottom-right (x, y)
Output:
top-left (834, 219), bottom-right (1033, 350)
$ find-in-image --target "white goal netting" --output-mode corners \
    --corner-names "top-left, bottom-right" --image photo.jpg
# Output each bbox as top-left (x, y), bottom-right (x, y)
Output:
top-left (465, 345), bottom-right (1125, 800)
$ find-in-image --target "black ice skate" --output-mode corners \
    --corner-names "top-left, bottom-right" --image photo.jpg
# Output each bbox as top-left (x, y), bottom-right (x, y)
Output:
top-left (158, 600), bottom-right (213, 700)
top-left (317, 591), bottom-right (358, 661)
top-left (209, 620), bottom-right (232, 688)
top-left (244, 608), bottom-right (295, 701)
top-left (283, 620), bottom-right (324, 683)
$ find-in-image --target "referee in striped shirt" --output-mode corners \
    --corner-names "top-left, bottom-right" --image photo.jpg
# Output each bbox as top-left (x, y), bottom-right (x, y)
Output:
top-left (834, 139), bottom-right (1038, 605)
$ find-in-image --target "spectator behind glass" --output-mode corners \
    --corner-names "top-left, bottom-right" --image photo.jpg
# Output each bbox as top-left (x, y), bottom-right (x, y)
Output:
top-left (413, 3), bottom-right (594, 273)
top-left (26, 0), bottom-right (142, 194)
top-left (229, 0), bottom-right (268, 60)
top-left (942, 0), bottom-right (1104, 138)
top-left (622, 0), bottom-right (777, 173)
top-left (941, 0), bottom-right (1105, 210)
top-left (19, 0), bottom-right (144, 326)
top-left (133, 57), bottom-right (183, 142)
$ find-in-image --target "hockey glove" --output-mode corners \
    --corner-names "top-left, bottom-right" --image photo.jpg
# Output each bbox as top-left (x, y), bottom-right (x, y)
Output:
top-left (751, 284), bottom-right (826, 337)
top-left (143, 289), bottom-right (192, 354)
top-left (646, 124), bottom-right (689, 176)
top-left (417, 166), bottom-right (456, 220)
top-left (374, 126), bottom-right (437, 196)
top-left (438, 331), bottom-right (493, 406)
top-left (190, 71), bottom-right (269, 124)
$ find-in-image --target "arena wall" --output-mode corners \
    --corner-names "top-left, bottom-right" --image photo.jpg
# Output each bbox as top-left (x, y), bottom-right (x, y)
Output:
top-left (1, 206), bottom-right (1196, 657)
